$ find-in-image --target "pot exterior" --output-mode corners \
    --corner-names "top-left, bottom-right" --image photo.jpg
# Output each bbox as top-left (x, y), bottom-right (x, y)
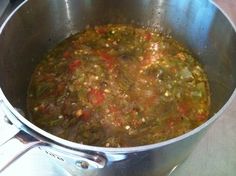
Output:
top-left (38, 128), bottom-right (207, 176)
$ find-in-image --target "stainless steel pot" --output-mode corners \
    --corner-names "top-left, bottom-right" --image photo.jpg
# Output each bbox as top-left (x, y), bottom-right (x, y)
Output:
top-left (0, 0), bottom-right (235, 175)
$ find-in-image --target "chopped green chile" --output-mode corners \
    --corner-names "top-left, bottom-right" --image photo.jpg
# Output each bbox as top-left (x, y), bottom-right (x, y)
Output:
top-left (27, 24), bottom-right (211, 147)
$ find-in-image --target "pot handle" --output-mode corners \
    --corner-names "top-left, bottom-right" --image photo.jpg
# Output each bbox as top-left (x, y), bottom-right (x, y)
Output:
top-left (0, 130), bottom-right (47, 173)
top-left (0, 102), bottom-right (47, 173)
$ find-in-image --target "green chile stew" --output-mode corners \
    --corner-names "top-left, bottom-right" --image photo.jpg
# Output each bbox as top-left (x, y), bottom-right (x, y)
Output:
top-left (27, 24), bottom-right (210, 147)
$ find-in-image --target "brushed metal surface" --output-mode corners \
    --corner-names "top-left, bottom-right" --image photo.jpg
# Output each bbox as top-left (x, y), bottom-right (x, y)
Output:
top-left (0, 0), bottom-right (9, 17)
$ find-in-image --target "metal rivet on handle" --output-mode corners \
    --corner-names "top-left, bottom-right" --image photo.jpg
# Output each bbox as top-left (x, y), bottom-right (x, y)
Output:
top-left (75, 160), bottom-right (89, 169)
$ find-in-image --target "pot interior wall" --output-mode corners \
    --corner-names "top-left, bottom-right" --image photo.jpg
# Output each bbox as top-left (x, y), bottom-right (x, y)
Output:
top-left (0, 0), bottom-right (235, 118)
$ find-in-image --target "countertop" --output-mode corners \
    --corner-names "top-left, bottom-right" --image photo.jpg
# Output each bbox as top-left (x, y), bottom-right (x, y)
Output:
top-left (0, 0), bottom-right (236, 176)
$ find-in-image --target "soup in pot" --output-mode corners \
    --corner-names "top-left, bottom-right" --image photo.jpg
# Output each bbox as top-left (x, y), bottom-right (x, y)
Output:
top-left (27, 24), bottom-right (210, 147)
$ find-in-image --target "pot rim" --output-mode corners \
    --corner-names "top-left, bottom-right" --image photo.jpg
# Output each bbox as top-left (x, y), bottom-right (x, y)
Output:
top-left (0, 0), bottom-right (236, 153)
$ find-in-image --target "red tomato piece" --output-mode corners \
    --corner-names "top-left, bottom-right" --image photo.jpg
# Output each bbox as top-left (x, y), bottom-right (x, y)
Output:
top-left (144, 32), bottom-right (152, 41)
top-left (109, 105), bottom-right (119, 114)
top-left (131, 118), bottom-right (142, 128)
top-left (81, 109), bottom-right (91, 121)
top-left (68, 60), bottom-right (81, 72)
top-left (141, 53), bottom-right (161, 68)
top-left (95, 27), bottom-right (107, 34)
top-left (167, 116), bottom-right (182, 129)
top-left (177, 102), bottom-right (190, 116)
top-left (113, 118), bottom-right (123, 127)
top-left (63, 51), bottom-right (71, 59)
top-left (196, 113), bottom-right (207, 122)
top-left (98, 51), bottom-right (116, 69)
top-left (88, 88), bottom-right (105, 106)
top-left (41, 74), bottom-right (54, 82)
top-left (141, 54), bottom-right (152, 67)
